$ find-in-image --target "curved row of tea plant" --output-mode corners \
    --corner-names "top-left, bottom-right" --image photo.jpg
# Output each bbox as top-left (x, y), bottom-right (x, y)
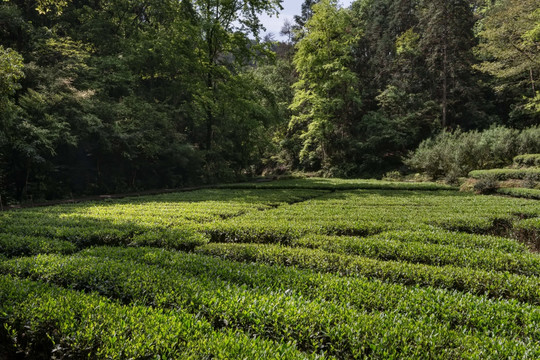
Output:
top-left (514, 154), bottom-right (540, 168)
top-left (290, 234), bottom-right (540, 275)
top-left (80, 246), bottom-right (540, 342)
top-left (0, 233), bottom-right (77, 258)
top-left (497, 187), bottom-right (540, 200)
top-left (0, 275), bottom-right (311, 359)
top-left (1, 251), bottom-right (538, 359)
top-left (1, 218), bottom-right (208, 251)
top-left (196, 243), bottom-right (540, 304)
top-left (469, 168), bottom-right (540, 181)
top-left (357, 229), bottom-right (528, 253)
top-left (200, 190), bottom-right (540, 244)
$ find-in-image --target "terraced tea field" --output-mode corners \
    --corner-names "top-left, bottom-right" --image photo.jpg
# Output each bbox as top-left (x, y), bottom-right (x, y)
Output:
top-left (1, 178), bottom-right (539, 358)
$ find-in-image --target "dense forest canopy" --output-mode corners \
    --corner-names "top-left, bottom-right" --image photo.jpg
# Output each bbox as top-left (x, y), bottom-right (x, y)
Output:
top-left (0, 0), bottom-right (538, 201)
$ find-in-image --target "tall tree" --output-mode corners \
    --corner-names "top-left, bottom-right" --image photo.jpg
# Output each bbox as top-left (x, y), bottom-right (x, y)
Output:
top-left (292, 0), bottom-right (320, 41)
top-left (0, 46), bottom-right (23, 102)
top-left (294, 0), bottom-right (319, 27)
top-left (476, 0), bottom-right (540, 126)
top-left (289, 0), bottom-right (360, 174)
top-left (0, 45), bottom-right (24, 198)
top-left (350, 0), bottom-right (422, 110)
top-left (418, 0), bottom-right (478, 128)
top-left (191, 0), bottom-right (281, 153)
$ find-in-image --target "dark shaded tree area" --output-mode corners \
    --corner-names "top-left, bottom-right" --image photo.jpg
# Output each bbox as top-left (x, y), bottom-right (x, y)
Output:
top-left (0, 0), bottom-right (538, 201)
top-left (0, 0), bottom-right (282, 201)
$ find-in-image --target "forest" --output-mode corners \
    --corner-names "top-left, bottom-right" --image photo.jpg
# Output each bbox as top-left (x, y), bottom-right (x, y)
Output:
top-left (0, 0), bottom-right (538, 201)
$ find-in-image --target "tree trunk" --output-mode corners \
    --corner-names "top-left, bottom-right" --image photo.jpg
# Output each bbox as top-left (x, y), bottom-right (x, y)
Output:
top-left (530, 68), bottom-right (536, 95)
top-left (206, 25), bottom-right (215, 151)
top-left (22, 160), bottom-right (30, 202)
top-left (442, 44), bottom-right (448, 128)
top-left (206, 106), bottom-right (213, 151)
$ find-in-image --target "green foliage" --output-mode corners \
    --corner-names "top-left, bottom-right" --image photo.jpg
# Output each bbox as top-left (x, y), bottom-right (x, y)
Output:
top-left (418, 0), bottom-right (477, 128)
top-left (469, 168), bottom-right (540, 181)
top-left (497, 187), bottom-right (540, 200)
top-left (405, 126), bottom-right (540, 179)
top-left (0, 45), bottom-right (23, 100)
top-left (0, 188), bottom-right (324, 250)
top-left (0, 0), bottom-right (284, 200)
top-left (0, 233), bottom-right (76, 258)
top-left (514, 154), bottom-right (540, 168)
top-left (395, 29), bottom-right (420, 56)
top-left (250, 59), bottom-right (298, 173)
top-left (291, 233), bottom-right (539, 275)
top-left (197, 242), bottom-right (540, 304)
top-left (0, 275), bottom-right (306, 359)
top-left (358, 229), bottom-right (528, 253)
top-left (35, 0), bottom-right (71, 15)
top-left (201, 188), bottom-right (540, 244)
top-left (355, 87), bottom-right (439, 173)
top-left (293, 0), bottom-right (320, 40)
top-left (289, 0), bottom-right (361, 174)
top-left (1, 183), bottom-right (540, 357)
top-left (1, 0), bottom-right (538, 196)
top-left (475, 0), bottom-right (540, 126)
top-left (1, 0), bottom-right (538, 197)
top-left (2, 185), bottom-right (536, 254)
top-left (2, 250), bottom-right (539, 358)
top-left (83, 245), bottom-right (540, 342)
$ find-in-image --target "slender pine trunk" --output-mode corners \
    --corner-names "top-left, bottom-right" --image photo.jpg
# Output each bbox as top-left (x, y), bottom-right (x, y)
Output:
top-left (442, 44), bottom-right (448, 128)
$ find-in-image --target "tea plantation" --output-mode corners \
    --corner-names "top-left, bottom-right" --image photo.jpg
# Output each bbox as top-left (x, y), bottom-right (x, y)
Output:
top-left (1, 179), bottom-right (539, 359)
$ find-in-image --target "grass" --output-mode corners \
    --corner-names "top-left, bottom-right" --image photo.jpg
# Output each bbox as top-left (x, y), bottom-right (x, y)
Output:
top-left (0, 178), bottom-right (539, 358)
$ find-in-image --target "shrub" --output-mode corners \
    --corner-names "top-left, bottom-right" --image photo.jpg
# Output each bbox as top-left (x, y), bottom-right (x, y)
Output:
top-left (514, 154), bottom-right (540, 167)
top-left (469, 168), bottom-right (540, 181)
top-left (382, 170), bottom-right (403, 181)
top-left (497, 188), bottom-right (540, 200)
top-left (473, 175), bottom-right (499, 194)
top-left (405, 126), bottom-right (540, 179)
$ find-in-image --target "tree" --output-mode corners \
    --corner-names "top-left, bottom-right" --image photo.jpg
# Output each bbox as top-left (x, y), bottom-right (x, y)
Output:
top-left (0, 45), bottom-right (24, 198)
top-left (190, 0), bottom-right (281, 150)
top-left (294, 0), bottom-right (319, 27)
top-left (418, 0), bottom-right (478, 128)
top-left (344, 0), bottom-right (440, 173)
top-left (292, 0), bottom-right (320, 41)
top-left (280, 18), bottom-right (294, 45)
top-left (0, 46), bottom-right (24, 101)
top-left (351, 0), bottom-right (421, 99)
top-left (250, 56), bottom-right (297, 172)
top-left (289, 0), bottom-right (360, 174)
top-left (476, 0), bottom-right (540, 126)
